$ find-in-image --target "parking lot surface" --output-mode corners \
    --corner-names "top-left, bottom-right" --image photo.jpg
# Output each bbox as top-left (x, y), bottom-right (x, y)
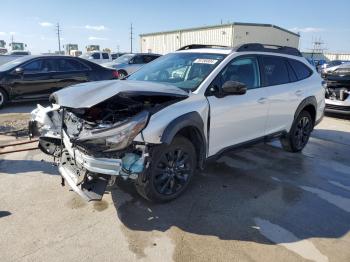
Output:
top-left (1, 103), bottom-right (350, 262)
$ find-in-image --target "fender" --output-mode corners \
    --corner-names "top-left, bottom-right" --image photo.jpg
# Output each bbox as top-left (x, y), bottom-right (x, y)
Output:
top-left (160, 111), bottom-right (205, 144)
top-left (294, 96), bottom-right (317, 119)
top-left (160, 111), bottom-right (207, 169)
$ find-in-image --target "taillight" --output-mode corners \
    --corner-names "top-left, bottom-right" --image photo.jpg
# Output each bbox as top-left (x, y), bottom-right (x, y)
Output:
top-left (112, 70), bottom-right (119, 79)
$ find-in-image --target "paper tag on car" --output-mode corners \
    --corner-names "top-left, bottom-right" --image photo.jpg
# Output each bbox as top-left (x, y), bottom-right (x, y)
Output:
top-left (193, 58), bottom-right (218, 64)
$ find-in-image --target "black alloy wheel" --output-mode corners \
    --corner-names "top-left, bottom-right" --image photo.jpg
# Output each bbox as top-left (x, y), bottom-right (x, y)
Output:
top-left (293, 115), bottom-right (313, 151)
top-left (280, 110), bottom-right (314, 152)
top-left (135, 136), bottom-right (196, 202)
top-left (153, 148), bottom-right (192, 196)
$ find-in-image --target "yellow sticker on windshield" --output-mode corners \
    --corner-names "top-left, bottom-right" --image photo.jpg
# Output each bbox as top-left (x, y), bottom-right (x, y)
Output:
top-left (193, 58), bottom-right (218, 64)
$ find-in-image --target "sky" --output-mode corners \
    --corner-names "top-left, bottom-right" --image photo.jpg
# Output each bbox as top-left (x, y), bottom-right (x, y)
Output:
top-left (0, 0), bottom-right (349, 54)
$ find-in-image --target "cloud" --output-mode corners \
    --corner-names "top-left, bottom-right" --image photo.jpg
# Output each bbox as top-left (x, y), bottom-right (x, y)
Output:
top-left (88, 36), bottom-right (108, 41)
top-left (39, 22), bottom-right (54, 27)
top-left (85, 25), bottom-right (108, 31)
top-left (0, 32), bottom-right (6, 36)
top-left (289, 27), bottom-right (325, 33)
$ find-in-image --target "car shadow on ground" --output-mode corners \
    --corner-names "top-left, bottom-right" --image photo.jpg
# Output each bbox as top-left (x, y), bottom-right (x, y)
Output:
top-left (110, 141), bottom-right (350, 245)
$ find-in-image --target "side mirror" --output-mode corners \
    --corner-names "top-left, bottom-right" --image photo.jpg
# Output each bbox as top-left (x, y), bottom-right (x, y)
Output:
top-left (14, 67), bottom-right (24, 75)
top-left (222, 81), bottom-right (247, 95)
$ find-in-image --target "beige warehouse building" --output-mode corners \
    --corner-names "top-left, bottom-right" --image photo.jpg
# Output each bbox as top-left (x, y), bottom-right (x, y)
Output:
top-left (140, 22), bottom-right (300, 54)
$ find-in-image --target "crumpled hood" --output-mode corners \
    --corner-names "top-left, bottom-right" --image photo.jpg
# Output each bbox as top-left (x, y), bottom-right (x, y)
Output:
top-left (50, 80), bottom-right (189, 108)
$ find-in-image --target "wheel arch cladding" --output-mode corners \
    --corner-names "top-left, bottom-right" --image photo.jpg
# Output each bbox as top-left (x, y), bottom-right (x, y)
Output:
top-left (295, 96), bottom-right (317, 124)
top-left (160, 112), bottom-right (206, 169)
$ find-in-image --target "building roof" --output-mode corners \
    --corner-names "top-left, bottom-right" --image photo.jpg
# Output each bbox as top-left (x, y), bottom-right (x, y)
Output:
top-left (140, 22), bottom-right (300, 38)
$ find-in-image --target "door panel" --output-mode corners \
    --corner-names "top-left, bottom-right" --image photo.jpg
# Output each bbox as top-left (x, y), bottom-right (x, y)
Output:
top-left (259, 56), bottom-right (300, 134)
top-left (10, 59), bottom-right (56, 98)
top-left (208, 88), bottom-right (269, 156)
top-left (53, 58), bottom-right (89, 90)
top-left (207, 56), bottom-right (269, 156)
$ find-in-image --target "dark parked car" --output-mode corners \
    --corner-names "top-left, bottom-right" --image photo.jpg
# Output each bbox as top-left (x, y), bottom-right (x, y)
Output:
top-left (0, 55), bottom-right (119, 108)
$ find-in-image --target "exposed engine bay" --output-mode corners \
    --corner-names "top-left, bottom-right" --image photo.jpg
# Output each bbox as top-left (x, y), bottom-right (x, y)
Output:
top-left (325, 86), bottom-right (350, 101)
top-left (62, 93), bottom-right (182, 155)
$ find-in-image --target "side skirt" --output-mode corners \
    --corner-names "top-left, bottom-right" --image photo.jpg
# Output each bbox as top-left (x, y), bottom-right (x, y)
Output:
top-left (206, 130), bottom-right (287, 162)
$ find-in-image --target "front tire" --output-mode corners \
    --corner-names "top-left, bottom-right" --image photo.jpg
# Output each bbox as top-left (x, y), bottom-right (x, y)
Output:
top-left (280, 110), bottom-right (313, 152)
top-left (117, 70), bottom-right (127, 79)
top-left (0, 88), bottom-right (8, 109)
top-left (135, 136), bottom-right (196, 202)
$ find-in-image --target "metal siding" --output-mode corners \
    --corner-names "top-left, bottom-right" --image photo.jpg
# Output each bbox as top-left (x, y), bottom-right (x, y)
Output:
top-left (141, 32), bottom-right (180, 54)
top-left (140, 24), bottom-right (300, 54)
top-left (180, 26), bottom-right (232, 47)
top-left (233, 25), bottom-right (299, 48)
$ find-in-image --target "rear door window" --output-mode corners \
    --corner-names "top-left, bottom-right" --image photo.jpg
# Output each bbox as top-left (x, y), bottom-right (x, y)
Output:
top-left (91, 53), bottom-right (100, 59)
top-left (288, 59), bottom-right (312, 80)
top-left (57, 59), bottom-right (88, 72)
top-left (102, 53), bottom-right (109, 59)
top-left (132, 55), bottom-right (144, 64)
top-left (286, 61), bottom-right (297, 82)
top-left (143, 55), bottom-right (159, 63)
top-left (261, 56), bottom-right (290, 86)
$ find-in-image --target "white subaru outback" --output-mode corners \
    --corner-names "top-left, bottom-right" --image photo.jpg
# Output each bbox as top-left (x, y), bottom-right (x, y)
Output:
top-left (30, 43), bottom-right (325, 202)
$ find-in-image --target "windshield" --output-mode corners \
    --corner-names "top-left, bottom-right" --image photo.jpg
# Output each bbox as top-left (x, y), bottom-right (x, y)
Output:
top-left (0, 56), bottom-right (34, 71)
top-left (127, 52), bottom-right (226, 91)
top-left (113, 54), bottom-right (133, 63)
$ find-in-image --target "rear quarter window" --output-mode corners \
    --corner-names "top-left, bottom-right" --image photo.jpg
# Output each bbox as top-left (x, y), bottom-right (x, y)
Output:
top-left (288, 59), bottom-right (313, 80)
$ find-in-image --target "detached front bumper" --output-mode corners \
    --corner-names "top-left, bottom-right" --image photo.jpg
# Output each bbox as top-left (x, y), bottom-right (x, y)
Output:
top-left (59, 131), bottom-right (123, 201)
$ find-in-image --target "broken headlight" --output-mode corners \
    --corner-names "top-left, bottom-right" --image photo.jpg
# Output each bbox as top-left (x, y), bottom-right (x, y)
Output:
top-left (76, 111), bottom-right (149, 151)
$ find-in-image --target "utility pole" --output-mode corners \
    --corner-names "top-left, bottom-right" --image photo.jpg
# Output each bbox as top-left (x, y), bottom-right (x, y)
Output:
top-left (56, 23), bottom-right (62, 54)
top-left (130, 23), bottom-right (133, 53)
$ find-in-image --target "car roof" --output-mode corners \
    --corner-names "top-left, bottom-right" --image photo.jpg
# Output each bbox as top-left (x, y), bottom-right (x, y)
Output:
top-left (22, 55), bottom-right (83, 59)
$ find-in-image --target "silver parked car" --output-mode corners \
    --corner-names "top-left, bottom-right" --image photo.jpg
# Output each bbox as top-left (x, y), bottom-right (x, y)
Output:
top-left (102, 53), bottom-right (161, 78)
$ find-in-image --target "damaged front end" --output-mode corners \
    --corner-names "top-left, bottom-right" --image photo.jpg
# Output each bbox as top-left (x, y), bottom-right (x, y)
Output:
top-left (324, 79), bottom-right (350, 114)
top-left (30, 89), bottom-right (187, 201)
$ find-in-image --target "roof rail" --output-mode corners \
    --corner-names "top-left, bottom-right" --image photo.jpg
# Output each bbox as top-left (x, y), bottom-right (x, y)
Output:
top-left (178, 44), bottom-right (229, 50)
top-left (234, 43), bottom-right (302, 57)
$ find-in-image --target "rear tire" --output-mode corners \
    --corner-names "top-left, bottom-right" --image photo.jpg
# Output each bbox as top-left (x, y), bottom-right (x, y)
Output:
top-left (135, 136), bottom-right (196, 202)
top-left (280, 110), bottom-right (313, 152)
top-left (0, 88), bottom-right (8, 109)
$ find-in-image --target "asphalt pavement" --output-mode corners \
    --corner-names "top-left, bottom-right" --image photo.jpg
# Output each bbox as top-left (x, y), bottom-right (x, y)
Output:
top-left (0, 102), bottom-right (349, 262)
